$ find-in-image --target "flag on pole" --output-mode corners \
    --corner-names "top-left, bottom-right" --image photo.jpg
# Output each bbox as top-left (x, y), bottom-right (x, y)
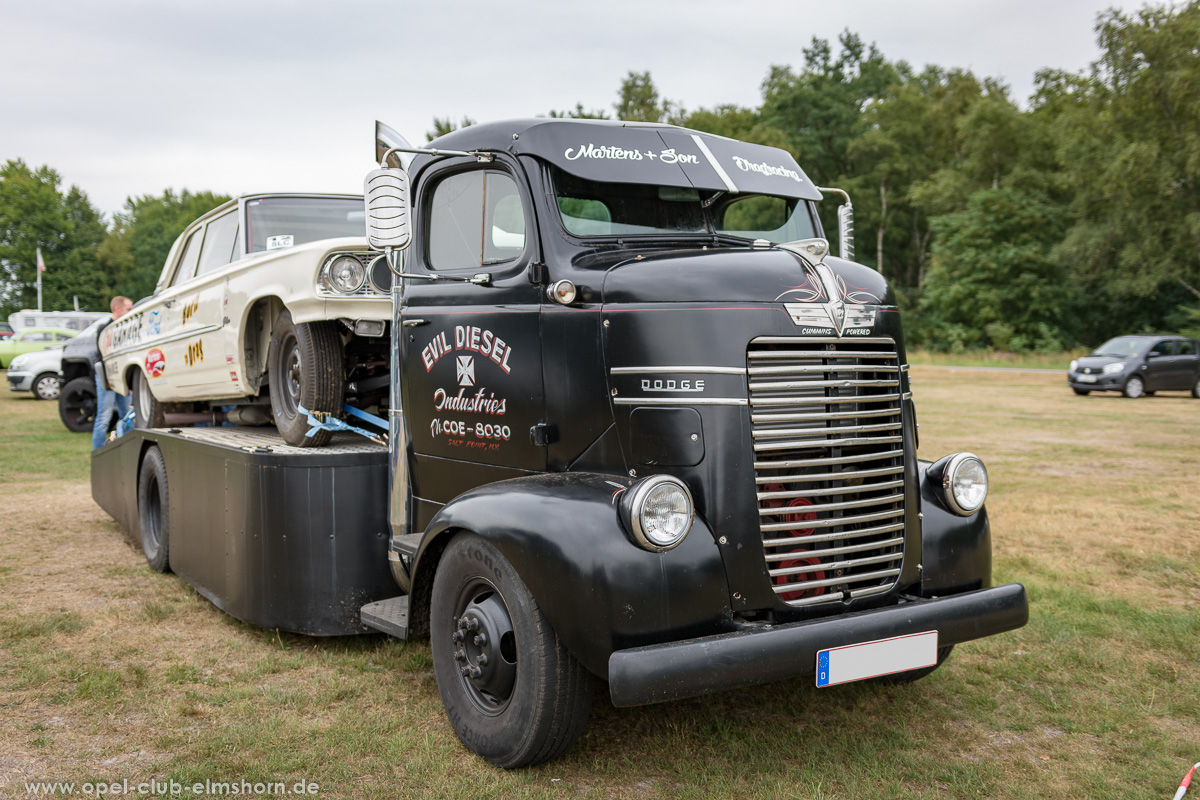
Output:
top-left (37, 248), bottom-right (46, 272)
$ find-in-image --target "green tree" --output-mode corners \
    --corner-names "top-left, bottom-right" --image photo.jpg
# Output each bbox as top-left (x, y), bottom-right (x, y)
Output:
top-left (0, 160), bottom-right (108, 315)
top-left (101, 189), bottom-right (230, 301)
top-left (548, 103), bottom-right (610, 120)
top-left (615, 71), bottom-right (683, 123)
top-left (426, 116), bottom-right (476, 142)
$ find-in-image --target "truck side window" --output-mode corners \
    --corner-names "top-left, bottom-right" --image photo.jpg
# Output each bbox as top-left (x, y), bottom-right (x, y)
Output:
top-left (429, 171), bottom-right (525, 270)
top-left (171, 230), bottom-right (203, 286)
top-left (196, 210), bottom-right (241, 277)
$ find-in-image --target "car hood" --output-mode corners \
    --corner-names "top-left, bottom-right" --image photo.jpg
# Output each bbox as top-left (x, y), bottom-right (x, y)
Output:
top-left (1074, 355), bottom-right (1129, 370)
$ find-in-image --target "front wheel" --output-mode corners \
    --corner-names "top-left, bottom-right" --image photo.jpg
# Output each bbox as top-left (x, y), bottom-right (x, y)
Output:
top-left (133, 368), bottom-right (164, 427)
top-left (1071, 388), bottom-right (1090, 396)
top-left (267, 310), bottom-right (344, 447)
top-left (431, 535), bottom-right (592, 768)
top-left (1192, 376), bottom-right (1200, 399)
top-left (32, 372), bottom-right (62, 400)
top-left (58, 377), bottom-right (96, 432)
top-left (1123, 376), bottom-right (1145, 399)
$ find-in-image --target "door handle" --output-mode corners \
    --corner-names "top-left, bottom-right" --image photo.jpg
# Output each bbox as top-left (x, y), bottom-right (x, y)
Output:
top-left (402, 319), bottom-right (429, 328)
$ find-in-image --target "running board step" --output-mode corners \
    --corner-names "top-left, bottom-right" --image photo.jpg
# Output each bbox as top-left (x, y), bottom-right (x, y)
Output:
top-left (361, 595), bottom-right (411, 639)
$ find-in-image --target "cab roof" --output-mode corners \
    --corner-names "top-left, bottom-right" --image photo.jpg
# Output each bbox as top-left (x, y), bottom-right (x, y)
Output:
top-left (427, 119), bottom-right (822, 201)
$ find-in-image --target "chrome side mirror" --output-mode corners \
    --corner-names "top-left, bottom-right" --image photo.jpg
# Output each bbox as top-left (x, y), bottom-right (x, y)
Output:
top-left (817, 187), bottom-right (855, 261)
top-left (364, 168), bottom-right (412, 252)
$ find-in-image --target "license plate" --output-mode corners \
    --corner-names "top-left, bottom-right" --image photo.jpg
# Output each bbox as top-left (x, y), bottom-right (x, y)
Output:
top-left (1077, 374), bottom-right (1097, 383)
top-left (816, 631), bottom-right (939, 687)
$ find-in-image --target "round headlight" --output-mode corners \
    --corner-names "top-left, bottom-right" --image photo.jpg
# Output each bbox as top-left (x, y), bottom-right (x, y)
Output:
top-left (328, 256), bottom-right (366, 293)
top-left (1102, 362), bottom-right (1125, 374)
top-left (625, 475), bottom-right (694, 552)
top-left (942, 453), bottom-right (988, 516)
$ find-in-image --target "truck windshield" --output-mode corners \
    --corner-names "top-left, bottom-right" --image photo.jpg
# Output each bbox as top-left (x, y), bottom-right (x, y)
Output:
top-left (551, 167), bottom-right (817, 243)
top-left (245, 197), bottom-right (365, 253)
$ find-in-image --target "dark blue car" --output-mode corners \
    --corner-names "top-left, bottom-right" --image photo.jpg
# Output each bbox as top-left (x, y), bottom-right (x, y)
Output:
top-left (1068, 335), bottom-right (1200, 398)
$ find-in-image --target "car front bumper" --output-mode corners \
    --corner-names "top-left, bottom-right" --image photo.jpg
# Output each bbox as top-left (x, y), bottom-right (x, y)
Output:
top-left (1067, 372), bottom-right (1123, 390)
top-left (607, 582), bottom-right (1028, 707)
top-left (7, 371), bottom-right (33, 392)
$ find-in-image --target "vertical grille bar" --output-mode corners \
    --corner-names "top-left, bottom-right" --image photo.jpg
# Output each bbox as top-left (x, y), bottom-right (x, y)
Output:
top-left (747, 336), bottom-right (906, 607)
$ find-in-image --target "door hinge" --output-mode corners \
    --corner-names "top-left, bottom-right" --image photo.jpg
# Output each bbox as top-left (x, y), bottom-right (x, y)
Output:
top-left (529, 422), bottom-right (558, 446)
top-left (527, 261), bottom-right (545, 285)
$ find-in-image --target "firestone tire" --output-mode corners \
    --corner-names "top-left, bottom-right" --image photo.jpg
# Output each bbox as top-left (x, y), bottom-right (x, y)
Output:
top-left (133, 369), bottom-right (165, 428)
top-left (871, 645), bottom-right (954, 686)
top-left (430, 534), bottom-right (593, 768)
top-left (267, 310), bottom-right (344, 448)
top-left (137, 445), bottom-right (171, 573)
top-left (1123, 376), bottom-right (1145, 399)
top-left (58, 377), bottom-right (96, 432)
top-left (32, 372), bottom-right (62, 400)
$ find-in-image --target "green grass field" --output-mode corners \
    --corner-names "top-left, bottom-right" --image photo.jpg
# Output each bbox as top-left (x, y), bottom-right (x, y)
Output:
top-left (0, 368), bottom-right (1198, 799)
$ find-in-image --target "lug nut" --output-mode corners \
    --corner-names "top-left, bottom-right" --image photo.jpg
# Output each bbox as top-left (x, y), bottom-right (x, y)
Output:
top-left (451, 631), bottom-right (463, 643)
top-left (477, 654), bottom-right (488, 667)
top-left (453, 649), bottom-right (466, 662)
top-left (469, 666), bottom-right (482, 678)
top-left (460, 666), bottom-right (470, 677)
top-left (474, 633), bottom-right (487, 647)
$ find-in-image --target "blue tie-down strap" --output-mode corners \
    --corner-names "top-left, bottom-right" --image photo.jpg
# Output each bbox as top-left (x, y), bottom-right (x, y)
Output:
top-left (297, 404), bottom-right (389, 446)
top-left (115, 407), bottom-right (137, 439)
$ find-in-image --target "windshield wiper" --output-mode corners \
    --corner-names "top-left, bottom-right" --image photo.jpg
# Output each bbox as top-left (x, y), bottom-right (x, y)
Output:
top-left (710, 233), bottom-right (761, 246)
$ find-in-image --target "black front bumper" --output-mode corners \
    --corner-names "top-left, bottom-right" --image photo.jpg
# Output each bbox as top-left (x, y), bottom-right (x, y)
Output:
top-left (607, 582), bottom-right (1028, 707)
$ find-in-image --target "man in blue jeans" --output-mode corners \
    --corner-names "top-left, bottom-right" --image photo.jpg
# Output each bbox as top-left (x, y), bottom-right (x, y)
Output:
top-left (92, 296), bottom-right (133, 449)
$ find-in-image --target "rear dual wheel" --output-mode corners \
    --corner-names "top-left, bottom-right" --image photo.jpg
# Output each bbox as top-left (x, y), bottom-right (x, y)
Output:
top-left (137, 445), bottom-right (171, 573)
top-left (431, 535), bottom-right (592, 768)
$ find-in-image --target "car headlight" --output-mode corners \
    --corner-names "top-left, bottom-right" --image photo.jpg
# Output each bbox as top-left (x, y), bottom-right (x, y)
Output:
top-left (326, 255), bottom-right (366, 293)
top-left (621, 475), bottom-right (695, 552)
top-left (9, 355), bottom-right (28, 369)
top-left (1068, 360), bottom-right (1078, 372)
top-left (942, 453), bottom-right (988, 516)
top-left (1102, 362), bottom-right (1125, 374)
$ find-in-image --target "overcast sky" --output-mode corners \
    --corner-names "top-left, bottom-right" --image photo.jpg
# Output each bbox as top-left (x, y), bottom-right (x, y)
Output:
top-left (1, 0), bottom-right (1127, 220)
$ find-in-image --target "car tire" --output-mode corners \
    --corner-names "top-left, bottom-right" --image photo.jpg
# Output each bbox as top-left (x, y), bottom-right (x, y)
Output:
top-left (431, 534), bottom-right (593, 768)
top-left (871, 645), bottom-right (954, 686)
top-left (267, 310), bottom-right (344, 447)
top-left (1123, 376), bottom-right (1145, 399)
top-left (137, 445), bottom-right (171, 573)
top-left (1072, 388), bottom-right (1090, 396)
top-left (32, 372), bottom-right (62, 401)
top-left (1193, 376), bottom-right (1200, 399)
top-left (133, 369), bottom-right (165, 428)
top-left (58, 377), bottom-right (97, 433)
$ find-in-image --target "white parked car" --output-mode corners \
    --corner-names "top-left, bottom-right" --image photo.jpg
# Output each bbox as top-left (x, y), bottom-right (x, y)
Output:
top-left (100, 194), bottom-right (391, 446)
top-left (5, 346), bottom-right (64, 400)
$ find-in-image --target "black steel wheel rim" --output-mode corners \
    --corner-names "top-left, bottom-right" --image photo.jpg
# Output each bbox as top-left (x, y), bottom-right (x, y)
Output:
top-left (144, 474), bottom-right (162, 550)
top-left (450, 579), bottom-right (518, 715)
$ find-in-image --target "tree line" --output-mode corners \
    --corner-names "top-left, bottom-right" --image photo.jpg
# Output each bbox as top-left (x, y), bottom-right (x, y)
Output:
top-left (2, 2), bottom-right (1196, 351)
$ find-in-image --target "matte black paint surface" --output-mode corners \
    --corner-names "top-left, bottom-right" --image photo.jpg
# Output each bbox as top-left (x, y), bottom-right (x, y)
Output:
top-left (918, 459), bottom-right (993, 595)
top-left (91, 430), bottom-right (396, 636)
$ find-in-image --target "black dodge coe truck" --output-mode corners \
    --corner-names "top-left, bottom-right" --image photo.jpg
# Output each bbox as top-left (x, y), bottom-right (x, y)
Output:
top-left (93, 118), bottom-right (1029, 770)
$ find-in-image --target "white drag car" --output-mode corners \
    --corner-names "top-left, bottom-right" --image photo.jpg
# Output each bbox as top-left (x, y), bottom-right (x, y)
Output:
top-left (100, 194), bottom-right (391, 446)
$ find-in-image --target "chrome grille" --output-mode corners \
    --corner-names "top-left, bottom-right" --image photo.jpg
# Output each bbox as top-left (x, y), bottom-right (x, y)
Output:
top-left (748, 336), bottom-right (907, 607)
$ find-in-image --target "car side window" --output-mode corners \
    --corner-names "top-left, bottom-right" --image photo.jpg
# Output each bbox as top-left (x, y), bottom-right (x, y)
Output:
top-left (172, 230), bottom-right (204, 286)
top-left (428, 171), bottom-right (526, 271)
top-left (196, 210), bottom-right (241, 277)
top-left (55, 334), bottom-right (72, 342)
top-left (23, 332), bottom-right (50, 342)
top-left (1177, 340), bottom-right (1197, 356)
top-left (1149, 340), bottom-right (1174, 357)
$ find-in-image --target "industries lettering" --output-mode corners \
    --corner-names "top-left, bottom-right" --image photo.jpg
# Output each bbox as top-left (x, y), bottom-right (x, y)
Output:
top-left (434, 387), bottom-right (508, 415)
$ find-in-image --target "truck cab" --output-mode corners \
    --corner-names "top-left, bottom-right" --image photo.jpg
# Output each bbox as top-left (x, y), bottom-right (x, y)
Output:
top-left (364, 119), bottom-right (1028, 767)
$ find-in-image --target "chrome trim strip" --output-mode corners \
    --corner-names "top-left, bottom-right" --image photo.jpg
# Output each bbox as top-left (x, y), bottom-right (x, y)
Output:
top-left (754, 449), bottom-right (905, 470)
top-left (749, 378), bottom-right (899, 390)
top-left (752, 421), bottom-right (902, 439)
top-left (768, 552), bottom-right (903, 576)
top-left (103, 324), bottom-right (223, 360)
top-left (752, 434), bottom-right (904, 452)
top-left (757, 479), bottom-right (905, 500)
top-left (748, 364), bottom-right (899, 375)
top-left (751, 393), bottom-right (901, 407)
top-left (762, 536), bottom-right (905, 561)
top-left (758, 492), bottom-right (905, 516)
top-left (768, 567), bottom-right (901, 592)
top-left (752, 336), bottom-right (895, 345)
top-left (610, 366), bottom-right (747, 375)
top-left (612, 397), bottom-right (748, 406)
top-left (760, 508), bottom-right (903, 532)
top-left (749, 349), bottom-right (897, 360)
top-left (691, 134), bottom-right (739, 193)
top-left (755, 465), bottom-right (904, 484)
top-left (751, 407), bottom-right (901, 423)
top-left (762, 521), bottom-right (905, 547)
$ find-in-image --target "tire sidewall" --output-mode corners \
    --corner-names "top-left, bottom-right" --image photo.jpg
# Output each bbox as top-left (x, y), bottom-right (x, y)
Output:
top-left (33, 373), bottom-right (61, 400)
top-left (1124, 376), bottom-right (1144, 398)
top-left (431, 535), bottom-right (547, 766)
top-left (267, 310), bottom-right (342, 447)
top-left (58, 377), bottom-right (96, 432)
top-left (137, 446), bottom-right (171, 572)
top-left (133, 369), bottom-right (163, 428)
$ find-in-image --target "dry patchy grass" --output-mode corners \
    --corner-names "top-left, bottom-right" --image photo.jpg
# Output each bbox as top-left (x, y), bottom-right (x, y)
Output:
top-left (0, 368), bottom-right (1198, 799)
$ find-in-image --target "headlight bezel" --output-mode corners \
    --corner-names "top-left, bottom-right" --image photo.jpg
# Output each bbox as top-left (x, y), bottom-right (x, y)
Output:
top-left (1101, 362), bottom-right (1125, 375)
top-left (621, 474), bottom-right (695, 552)
top-left (324, 254), bottom-right (367, 294)
top-left (941, 452), bottom-right (989, 516)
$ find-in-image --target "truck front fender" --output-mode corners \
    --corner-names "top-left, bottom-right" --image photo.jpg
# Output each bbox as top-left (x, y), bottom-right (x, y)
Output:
top-left (918, 459), bottom-right (992, 596)
top-left (413, 473), bottom-right (733, 679)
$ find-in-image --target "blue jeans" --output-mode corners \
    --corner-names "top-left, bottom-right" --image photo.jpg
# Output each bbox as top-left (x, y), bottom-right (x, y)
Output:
top-left (92, 371), bottom-right (131, 450)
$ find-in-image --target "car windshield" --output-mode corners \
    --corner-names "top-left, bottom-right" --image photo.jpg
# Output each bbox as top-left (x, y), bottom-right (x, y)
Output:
top-left (1092, 337), bottom-right (1148, 358)
top-left (551, 167), bottom-right (818, 243)
top-left (245, 197), bottom-right (365, 254)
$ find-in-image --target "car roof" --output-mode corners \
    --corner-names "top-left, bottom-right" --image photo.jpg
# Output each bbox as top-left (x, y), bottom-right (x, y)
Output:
top-left (17, 327), bottom-right (77, 334)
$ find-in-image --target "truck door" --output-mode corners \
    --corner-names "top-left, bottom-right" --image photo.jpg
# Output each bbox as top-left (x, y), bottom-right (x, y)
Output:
top-left (399, 163), bottom-right (545, 506)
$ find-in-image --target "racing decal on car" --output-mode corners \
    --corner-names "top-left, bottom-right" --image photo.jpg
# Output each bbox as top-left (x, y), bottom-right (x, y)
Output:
top-left (181, 297), bottom-right (200, 325)
top-left (184, 339), bottom-right (204, 367)
top-left (146, 310), bottom-right (162, 337)
top-left (145, 348), bottom-right (166, 378)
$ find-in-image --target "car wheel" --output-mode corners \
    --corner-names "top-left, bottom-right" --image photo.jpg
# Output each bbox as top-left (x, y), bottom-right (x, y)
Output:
top-left (137, 445), bottom-right (171, 573)
top-left (267, 310), bottom-right (344, 447)
top-left (1072, 388), bottom-right (1090, 396)
top-left (431, 534), bottom-right (592, 768)
top-left (58, 377), bottom-right (96, 433)
top-left (32, 372), bottom-right (62, 401)
top-left (133, 369), bottom-right (164, 428)
top-left (1123, 376), bottom-right (1145, 398)
top-left (1193, 376), bottom-right (1200, 399)
top-left (871, 645), bottom-right (954, 686)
